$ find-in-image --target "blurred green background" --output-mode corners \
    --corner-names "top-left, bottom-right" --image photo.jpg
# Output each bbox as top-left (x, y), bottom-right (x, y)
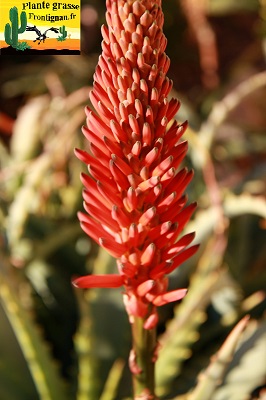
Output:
top-left (0, 0), bottom-right (266, 399)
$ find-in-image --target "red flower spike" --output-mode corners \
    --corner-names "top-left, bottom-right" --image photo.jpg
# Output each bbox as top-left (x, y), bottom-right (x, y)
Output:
top-left (163, 168), bottom-right (191, 198)
top-left (112, 154), bottom-right (132, 176)
top-left (82, 188), bottom-right (110, 210)
top-left (138, 176), bottom-right (160, 191)
top-left (73, 274), bottom-right (124, 289)
top-left (79, 221), bottom-right (103, 246)
top-left (128, 173), bottom-right (143, 189)
top-left (128, 223), bottom-right (139, 247)
top-left (104, 136), bottom-right (124, 158)
top-left (145, 105), bottom-right (154, 124)
top-left (148, 221), bottom-right (172, 241)
top-left (118, 261), bottom-right (137, 278)
top-left (90, 142), bottom-right (110, 166)
top-left (153, 289), bottom-right (188, 306)
top-left (83, 203), bottom-right (118, 232)
top-left (144, 183), bottom-right (162, 204)
top-left (144, 311), bottom-right (159, 330)
top-left (81, 126), bottom-right (109, 156)
top-left (124, 293), bottom-right (148, 318)
top-left (109, 160), bottom-right (130, 190)
top-left (112, 205), bottom-right (132, 227)
top-left (154, 226), bottom-right (178, 250)
top-left (124, 189), bottom-right (134, 211)
top-left (110, 119), bottom-right (128, 142)
top-left (139, 206), bottom-right (157, 226)
top-left (164, 245), bottom-right (200, 275)
top-left (99, 237), bottom-right (126, 258)
top-left (140, 243), bottom-right (156, 267)
top-left (131, 140), bottom-right (142, 156)
top-left (137, 280), bottom-right (155, 297)
top-left (74, 0), bottom-right (198, 329)
top-left (152, 156), bottom-right (173, 177)
top-left (149, 260), bottom-right (173, 280)
top-left (97, 181), bottom-right (122, 208)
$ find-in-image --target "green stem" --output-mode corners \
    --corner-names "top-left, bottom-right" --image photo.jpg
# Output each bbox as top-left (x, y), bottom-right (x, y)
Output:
top-left (131, 316), bottom-right (157, 399)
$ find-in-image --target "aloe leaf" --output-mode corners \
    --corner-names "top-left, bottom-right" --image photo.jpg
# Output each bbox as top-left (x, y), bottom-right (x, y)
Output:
top-left (212, 319), bottom-right (266, 400)
top-left (224, 193), bottom-right (266, 219)
top-left (74, 290), bottom-right (101, 400)
top-left (155, 272), bottom-right (220, 397)
top-left (6, 153), bottom-right (51, 247)
top-left (208, 0), bottom-right (259, 15)
top-left (10, 96), bottom-right (49, 162)
top-left (0, 307), bottom-right (38, 400)
top-left (0, 273), bottom-right (68, 400)
top-left (99, 359), bottom-right (125, 400)
top-left (184, 192), bottom-right (266, 244)
top-left (188, 316), bottom-right (250, 400)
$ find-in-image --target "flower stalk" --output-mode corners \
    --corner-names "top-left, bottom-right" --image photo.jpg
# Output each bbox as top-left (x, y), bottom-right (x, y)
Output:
top-left (131, 316), bottom-right (157, 398)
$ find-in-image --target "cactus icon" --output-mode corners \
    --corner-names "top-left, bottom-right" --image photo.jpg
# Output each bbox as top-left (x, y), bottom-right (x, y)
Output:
top-left (4, 7), bottom-right (27, 49)
top-left (57, 25), bottom-right (67, 41)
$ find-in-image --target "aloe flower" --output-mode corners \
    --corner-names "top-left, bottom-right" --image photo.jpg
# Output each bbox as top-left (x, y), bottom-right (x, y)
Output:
top-left (74, 0), bottom-right (198, 396)
top-left (74, 0), bottom-right (198, 327)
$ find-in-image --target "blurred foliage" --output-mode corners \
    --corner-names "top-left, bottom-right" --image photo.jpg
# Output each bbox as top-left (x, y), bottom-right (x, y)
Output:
top-left (0, 0), bottom-right (266, 399)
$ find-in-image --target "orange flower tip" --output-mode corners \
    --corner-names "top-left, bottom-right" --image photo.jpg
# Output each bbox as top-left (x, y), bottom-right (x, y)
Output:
top-left (145, 147), bottom-right (159, 165)
top-left (149, 259), bottom-right (173, 280)
top-left (141, 243), bottom-right (156, 266)
top-left (80, 172), bottom-right (89, 184)
top-left (139, 206), bottom-right (157, 226)
top-left (137, 280), bottom-right (155, 297)
top-left (138, 176), bottom-right (160, 191)
top-left (72, 274), bottom-right (124, 289)
top-left (118, 261), bottom-right (137, 278)
top-left (84, 106), bottom-right (91, 116)
top-left (99, 237), bottom-right (126, 257)
top-left (129, 223), bottom-right (138, 242)
top-left (182, 120), bottom-right (189, 129)
top-left (194, 243), bottom-right (200, 252)
top-left (124, 292), bottom-right (149, 318)
top-left (132, 141), bottom-right (142, 156)
top-left (77, 211), bottom-right (86, 222)
top-left (74, 147), bottom-right (80, 157)
top-left (144, 312), bottom-right (159, 330)
top-left (153, 288), bottom-right (188, 306)
top-left (140, 166), bottom-right (149, 181)
top-left (165, 244), bottom-right (200, 273)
